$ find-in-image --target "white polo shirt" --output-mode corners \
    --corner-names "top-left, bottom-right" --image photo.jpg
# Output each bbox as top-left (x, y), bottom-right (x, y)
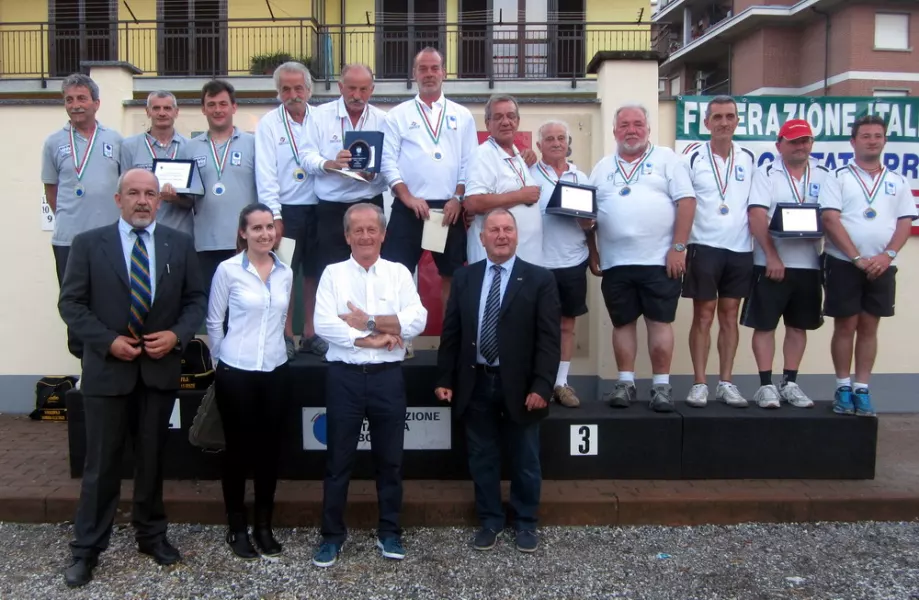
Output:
top-left (381, 93), bottom-right (478, 200)
top-left (300, 98), bottom-right (387, 203)
top-left (254, 105), bottom-right (316, 209)
top-left (748, 159), bottom-right (827, 270)
top-left (465, 138), bottom-right (542, 265)
top-left (818, 164), bottom-right (917, 265)
top-left (531, 161), bottom-right (590, 269)
top-left (588, 145), bottom-right (695, 269)
top-left (686, 142), bottom-right (756, 253)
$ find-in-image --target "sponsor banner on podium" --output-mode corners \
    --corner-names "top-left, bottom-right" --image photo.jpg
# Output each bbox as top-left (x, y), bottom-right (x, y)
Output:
top-left (302, 407), bottom-right (452, 451)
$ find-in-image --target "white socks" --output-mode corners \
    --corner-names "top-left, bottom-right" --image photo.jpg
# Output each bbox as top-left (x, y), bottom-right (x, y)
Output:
top-left (618, 371), bottom-right (635, 386)
top-left (555, 361), bottom-right (571, 388)
top-left (836, 377), bottom-right (852, 389)
top-left (854, 381), bottom-right (869, 391)
top-left (652, 374), bottom-right (670, 385)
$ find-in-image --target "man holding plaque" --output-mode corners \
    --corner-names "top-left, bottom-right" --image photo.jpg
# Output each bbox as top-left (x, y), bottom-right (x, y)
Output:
top-left (818, 115), bottom-right (917, 417)
top-left (42, 73), bottom-right (123, 358)
top-left (301, 64), bottom-right (387, 277)
top-left (179, 80), bottom-right (258, 295)
top-left (120, 91), bottom-right (193, 236)
top-left (255, 61), bottom-right (328, 359)
top-left (465, 95), bottom-right (543, 265)
top-left (740, 120), bottom-right (827, 409)
top-left (531, 119), bottom-right (593, 408)
top-left (683, 96), bottom-right (757, 409)
top-left (380, 47), bottom-right (478, 309)
top-left (586, 104), bottom-right (695, 413)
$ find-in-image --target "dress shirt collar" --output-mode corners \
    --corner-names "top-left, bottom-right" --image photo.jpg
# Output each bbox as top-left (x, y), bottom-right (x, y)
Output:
top-left (119, 217), bottom-right (156, 237)
top-left (240, 250), bottom-right (284, 272)
top-left (487, 136), bottom-right (520, 159)
top-left (485, 254), bottom-right (516, 275)
top-left (278, 103), bottom-right (310, 125)
top-left (538, 160), bottom-right (578, 177)
top-left (336, 97), bottom-right (371, 124)
top-left (348, 254), bottom-right (380, 275)
top-left (414, 93), bottom-right (446, 111)
top-left (205, 126), bottom-right (240, 142)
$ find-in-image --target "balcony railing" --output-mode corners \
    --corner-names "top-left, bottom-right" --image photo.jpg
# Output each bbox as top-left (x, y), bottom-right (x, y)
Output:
top-left (0, 18), bottom-right (664, 85)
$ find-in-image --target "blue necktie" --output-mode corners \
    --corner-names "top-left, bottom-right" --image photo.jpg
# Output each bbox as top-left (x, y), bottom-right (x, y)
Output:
top-left (480, 265), bottom-right (502, 365)
top-left (128, 229), bottom-right (152, 340)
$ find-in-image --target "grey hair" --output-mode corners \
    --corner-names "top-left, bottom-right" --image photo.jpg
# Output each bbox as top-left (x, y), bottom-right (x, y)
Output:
top-left (482, 207), bottom-right (517, 229)
top-left (614, 103), bottom-right (649, 125)
top-left (343, 202), bottom-right (386, 233)
top-left (61, 73), bottom-right (99, 101)
top-left (485, 94), bottom-right (519, 121)
top-left (413, 46), bottom-right (445, 69)
top-left (273, 61), bottom-right (313, 94)
top-left (705, 95), bottom-right (737, 119)
top-left (340, 63), bottom-right (375, 83)
top-left (116, 168), bottom-right (160, 195)
top-left (538, 119), bottom-right (570, 141)
top-left (146, 90), bottom-right (177, 109)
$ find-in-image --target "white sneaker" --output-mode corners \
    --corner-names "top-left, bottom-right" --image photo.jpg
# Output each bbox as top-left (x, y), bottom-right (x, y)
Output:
top-left (685, 383), bottom-right (709, 407)
top-left (780, 381), bottom-right (814, 408)
top-left (753, 384), bottom-right (780, 409)
top-left (716, 382), bottom-right (749, 407)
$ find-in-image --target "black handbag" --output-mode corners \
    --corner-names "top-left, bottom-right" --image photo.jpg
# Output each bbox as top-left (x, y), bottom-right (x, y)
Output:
top-left (188, 383), bottom-right (224, 450)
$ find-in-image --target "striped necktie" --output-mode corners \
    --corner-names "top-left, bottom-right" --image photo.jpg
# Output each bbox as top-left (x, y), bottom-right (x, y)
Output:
top-left (480, 265), bottom-right (502, 365)
top-left (128, 229), bottom-right (152, 339)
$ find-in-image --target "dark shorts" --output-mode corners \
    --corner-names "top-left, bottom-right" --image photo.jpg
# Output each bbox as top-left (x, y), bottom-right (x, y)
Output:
top-left (381, 199), bottom-right (467, 277)
top-left (740, 267), bottom-right (823, 331)
top-left (682, 243), bottom-right (754, 301)
top-left (822, 253), bottom-right (897, 318)
top-left (316, 195), bottom-right (384, 276)
top-left (601, 265), bottom-right (682, 327)
top-left (550, 261), bottom-right (589, 318)
top-left (280, 204), bottom-right (320, 279)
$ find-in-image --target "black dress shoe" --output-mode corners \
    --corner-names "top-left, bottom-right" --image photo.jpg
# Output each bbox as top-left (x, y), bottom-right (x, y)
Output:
top-left (252, 525), bottom-right (283, 557)
top-left (226, 530), bottom-right (260, 560)
top-left (64, 556), bottom-right (97, 588)
top-left (138, 538), bottom-right (182, 566)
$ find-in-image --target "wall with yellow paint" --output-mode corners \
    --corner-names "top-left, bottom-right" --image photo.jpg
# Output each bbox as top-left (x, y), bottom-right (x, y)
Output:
top-left (0, 0), bottom-right (49, 77)
top-left (585, 0), bottom-right (652, 62)
top-left (117, 0), bottom-right (158, 75)
top-left (227, 0), bottom-right (317, 75)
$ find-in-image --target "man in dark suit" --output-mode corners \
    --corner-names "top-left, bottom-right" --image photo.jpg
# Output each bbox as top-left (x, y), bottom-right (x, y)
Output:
top-left (58, 168), bottom-right (207, 587)
top-left (435, 207), bottom-right (560, 553)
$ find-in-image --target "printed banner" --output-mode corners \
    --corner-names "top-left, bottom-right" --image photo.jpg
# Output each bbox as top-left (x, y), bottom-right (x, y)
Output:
top-left (676, 96), bottom-right (919, 230)
top-left (302, 407), bottom-right (452, 451)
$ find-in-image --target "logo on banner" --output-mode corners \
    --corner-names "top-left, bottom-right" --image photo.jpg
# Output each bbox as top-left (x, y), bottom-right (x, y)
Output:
top-left (302, 407), bottom-right (452, 450)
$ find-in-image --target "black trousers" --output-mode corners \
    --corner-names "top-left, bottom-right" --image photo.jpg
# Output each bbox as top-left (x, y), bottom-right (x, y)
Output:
top-left (214, 361), bottom-right (289, 514)
top-left (53, 244), bottom-right (83, 359)
top-left (70, 383), bottom-right (174, 559)
top-left (321, 362), bottom-right (405, 544)
top-left (315, 195), bottom-right (384, 276)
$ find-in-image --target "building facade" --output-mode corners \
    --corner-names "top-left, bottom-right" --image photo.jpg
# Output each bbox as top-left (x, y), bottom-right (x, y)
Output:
top-left (654, 0), bottom-right (919, 97)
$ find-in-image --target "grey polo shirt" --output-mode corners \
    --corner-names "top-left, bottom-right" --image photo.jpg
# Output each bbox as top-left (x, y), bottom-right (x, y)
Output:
top-left (120, 130), bottom-right (193, 236)
top-left (41, 122), bottom-right (123, 246)
top-left (179, 128), bottom-right (258, 251)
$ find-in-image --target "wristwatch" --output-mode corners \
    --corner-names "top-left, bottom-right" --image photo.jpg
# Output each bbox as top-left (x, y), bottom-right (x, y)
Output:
top-left (852, 255), bottom-right (863, 263)
top-left (672, 243), bottom-right (686, 252)
top-left (452, 195), bottom-right (464, 204)
top-left (366, 317), bottom-right (376, 332)
top-left (885, 249), bottom-right (897, 259)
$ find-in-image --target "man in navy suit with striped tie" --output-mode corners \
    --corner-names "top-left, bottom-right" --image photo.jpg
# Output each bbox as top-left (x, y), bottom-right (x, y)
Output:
top-left (58, 168), bottom-right (206, 587)
top-left (435, 207), bottom-right (560, 554)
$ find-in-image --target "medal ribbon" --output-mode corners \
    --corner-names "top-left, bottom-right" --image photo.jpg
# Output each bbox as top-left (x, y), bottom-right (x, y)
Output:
top-left (414, 99), bottom-right (446, 146)
top-left (782, 162), bottom-right (810, 204)
top-left (208, 135), bottom-right (232, 181)
top-left (488, 137), bottom-right (527, 187)
top-left (614, 144), bottom-right (653, 186)
top-left (340, 105), bottom-right (369, 140)
top-left (707, 142), bottom-right (734, 201)
top-left (282, 107), bottom-right (304, 167)
top-left (537, 162), bottom-right (578, 186)
top-left (69, 124), bottom-right (98, 182)
top-left (849, 164), bottom-right (886, 207)
top-left (144, 133), bottom-right (178, 161)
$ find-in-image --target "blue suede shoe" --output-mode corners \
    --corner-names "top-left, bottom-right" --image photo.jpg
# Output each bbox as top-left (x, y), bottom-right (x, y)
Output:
top-left (833, 386), bottom-right (855, 415)
top-left (853, 388), bottom-right (876, 417)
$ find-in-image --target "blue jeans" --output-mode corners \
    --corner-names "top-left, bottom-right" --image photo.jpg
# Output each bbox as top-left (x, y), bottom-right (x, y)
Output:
top-left (320, 363), bottom-right (405, 544)
top-left (465, 370), bottom-right (541, 531)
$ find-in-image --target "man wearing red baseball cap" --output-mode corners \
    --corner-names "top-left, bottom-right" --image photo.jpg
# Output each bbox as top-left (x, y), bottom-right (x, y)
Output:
top-left (740, 119), bottom-right (828, 409)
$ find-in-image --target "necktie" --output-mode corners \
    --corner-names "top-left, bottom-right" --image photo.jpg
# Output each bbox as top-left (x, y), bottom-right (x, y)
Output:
top-left (480, 265), bottom-right (502, 365)
top-left (128, 229), bottom-right (152, 339)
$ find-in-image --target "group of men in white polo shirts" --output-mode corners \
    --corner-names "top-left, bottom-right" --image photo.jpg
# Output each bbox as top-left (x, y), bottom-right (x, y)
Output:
top-left (42, 71), bottom-right (915, 416)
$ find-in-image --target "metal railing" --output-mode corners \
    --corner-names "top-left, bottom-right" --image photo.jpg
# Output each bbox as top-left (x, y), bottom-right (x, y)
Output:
top-left (0, 18), bottom-right (665, 85)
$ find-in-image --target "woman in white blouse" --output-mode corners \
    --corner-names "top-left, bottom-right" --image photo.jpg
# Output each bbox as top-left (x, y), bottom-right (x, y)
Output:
top-left (207, 203), bottom-right (292, 560)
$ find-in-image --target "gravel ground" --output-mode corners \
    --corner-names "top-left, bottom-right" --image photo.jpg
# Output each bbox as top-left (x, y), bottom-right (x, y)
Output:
top-left (1, 522), bottom-right (918, 600)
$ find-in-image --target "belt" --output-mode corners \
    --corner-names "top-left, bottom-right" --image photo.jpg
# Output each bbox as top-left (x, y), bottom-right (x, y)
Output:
top-left (330, 361), bottom-right (401, 374)
top-left (475, 363), bottom-right (500, 376)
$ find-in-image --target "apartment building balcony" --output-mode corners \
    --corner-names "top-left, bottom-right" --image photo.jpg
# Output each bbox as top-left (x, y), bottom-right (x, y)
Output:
top-left (0, 17), bottom-right (663, 89)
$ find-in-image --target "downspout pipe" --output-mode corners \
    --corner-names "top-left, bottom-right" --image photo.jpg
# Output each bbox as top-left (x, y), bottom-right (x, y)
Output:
top-left (812, 7), bottom-right (830, 96)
